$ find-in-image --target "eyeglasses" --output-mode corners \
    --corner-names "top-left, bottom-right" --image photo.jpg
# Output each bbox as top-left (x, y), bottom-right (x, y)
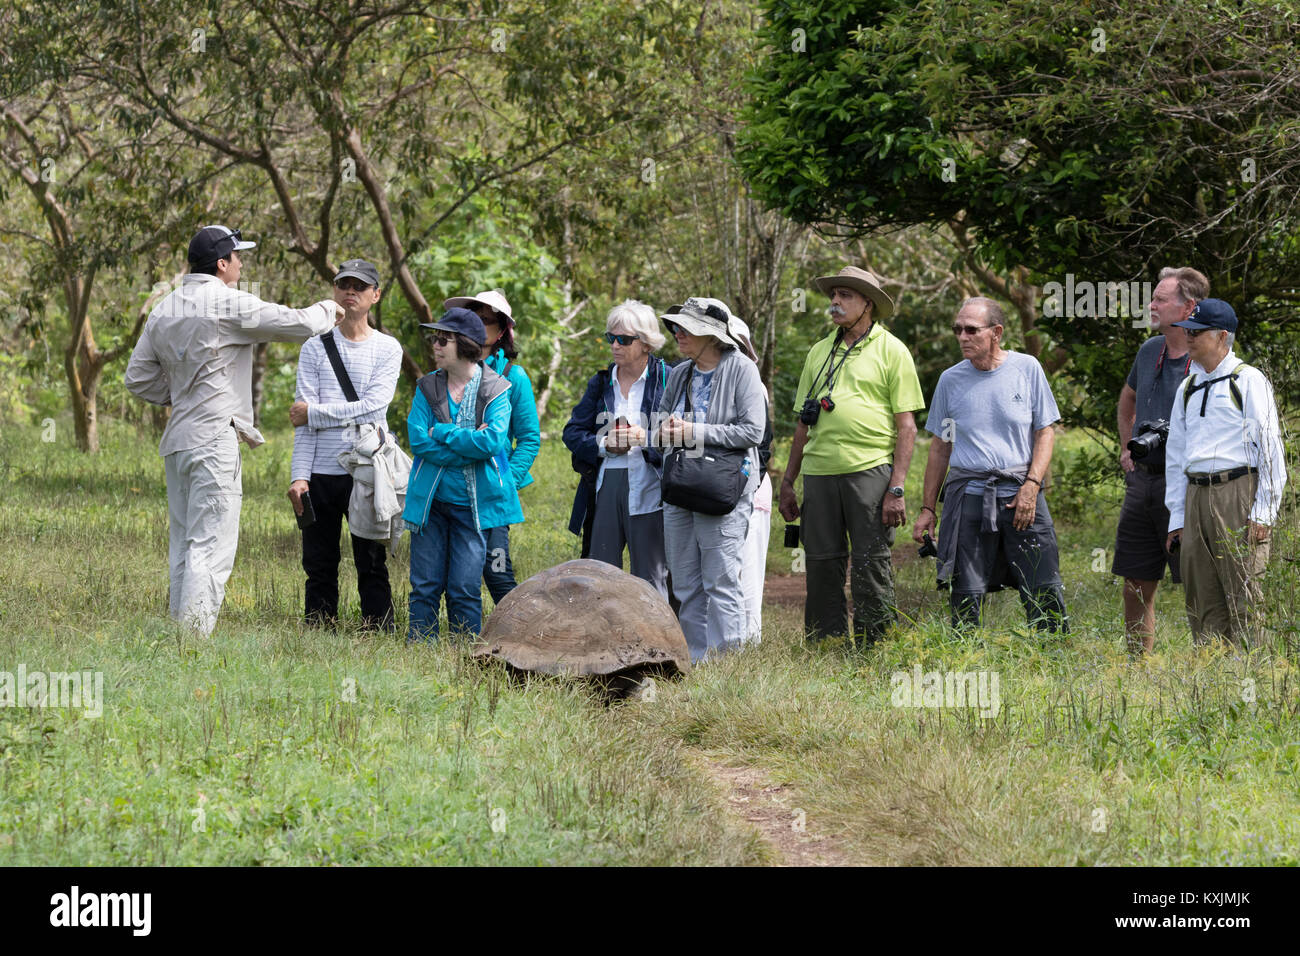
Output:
top-left (604, 332), bottom-right (638, 346)
top-left (1184, 326), bottom-right (1214, 338)
top-left (424, 332), bottom-right (452, 347)
top-left (952, 324), bottom-right (994, 336)
top-left (334, 278), bottom-right (373, 292)
top-left (664, 321), bottom-right (685, 337)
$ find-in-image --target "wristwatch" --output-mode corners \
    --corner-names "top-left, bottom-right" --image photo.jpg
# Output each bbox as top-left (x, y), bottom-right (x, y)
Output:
top-left (889, 486), bottom-right (905, 498)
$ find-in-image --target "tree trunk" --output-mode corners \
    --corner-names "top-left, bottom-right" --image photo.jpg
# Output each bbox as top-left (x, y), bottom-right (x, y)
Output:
top-left (65, 341), bottom-right (103, 453)
top-left (250, 341), bottom-right (270, 428)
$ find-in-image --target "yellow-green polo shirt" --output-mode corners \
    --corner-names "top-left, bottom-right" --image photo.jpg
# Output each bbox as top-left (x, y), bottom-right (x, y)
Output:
top-left (793, 323), bottom-right (925, 476)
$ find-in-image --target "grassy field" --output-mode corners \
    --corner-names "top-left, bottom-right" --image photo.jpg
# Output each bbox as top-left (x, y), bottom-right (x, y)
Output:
top-left (0, 413), bottom-right (1296, 865)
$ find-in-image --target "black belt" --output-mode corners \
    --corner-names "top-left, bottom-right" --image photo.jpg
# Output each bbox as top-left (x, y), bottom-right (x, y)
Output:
top-left (1187, 466), bottom-right (1258, 486)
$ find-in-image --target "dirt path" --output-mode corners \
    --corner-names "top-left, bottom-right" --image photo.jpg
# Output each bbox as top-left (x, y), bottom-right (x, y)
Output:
top-left (703, 758), bottom-right (855, 866)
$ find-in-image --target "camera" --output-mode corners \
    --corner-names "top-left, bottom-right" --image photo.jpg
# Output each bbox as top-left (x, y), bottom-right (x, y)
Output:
top-left (1127, 419), bottom-right (1170, 459)
top-left (918, 533), bottom-right (937, 558)
top-left (799, 396), bottom-right (835, 427)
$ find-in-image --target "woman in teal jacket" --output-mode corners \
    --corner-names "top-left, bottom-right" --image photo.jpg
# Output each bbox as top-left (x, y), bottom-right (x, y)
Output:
top-left (404, 308), bottom-right (523, 644)
top-left (442, 290), bottom-right (541, 603)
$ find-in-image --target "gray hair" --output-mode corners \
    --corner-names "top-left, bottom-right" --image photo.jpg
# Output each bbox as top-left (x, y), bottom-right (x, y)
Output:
top-left (606, 299), bottom-right (665, 351)
top-left (960, 296), bottom-right (1006, 328)
top-left (1224, 331), bottom-right (1235, 350)
top-left (1157, 267), bottom-right (1210, 304)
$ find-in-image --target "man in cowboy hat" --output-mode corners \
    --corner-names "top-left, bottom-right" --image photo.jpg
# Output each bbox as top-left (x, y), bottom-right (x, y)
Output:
top-left (778, 266), bottom-right (925, 646)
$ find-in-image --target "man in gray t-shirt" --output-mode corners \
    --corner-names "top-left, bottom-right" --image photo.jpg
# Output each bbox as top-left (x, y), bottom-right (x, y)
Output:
top-left (912, 297), bottom-right (1067, 633)
top-left (1112, 267), bottom-right (1206, 656)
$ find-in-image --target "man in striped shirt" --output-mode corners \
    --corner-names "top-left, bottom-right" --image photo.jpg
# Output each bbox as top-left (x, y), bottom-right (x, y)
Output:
top-left (288, 260), bottom-right (404, 630)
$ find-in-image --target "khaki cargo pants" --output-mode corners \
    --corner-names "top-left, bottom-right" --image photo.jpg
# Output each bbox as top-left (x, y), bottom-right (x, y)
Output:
top-left (1180, 473), bottom-right (1269, 647)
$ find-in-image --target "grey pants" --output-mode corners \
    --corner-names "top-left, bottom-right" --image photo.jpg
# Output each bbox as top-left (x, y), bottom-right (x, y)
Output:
top-left (590, 468), bottom-right (669, 600)
top-left (663, 494), bottom-right (753, 661)
top-left (801, 465), bottom-right (896, 644)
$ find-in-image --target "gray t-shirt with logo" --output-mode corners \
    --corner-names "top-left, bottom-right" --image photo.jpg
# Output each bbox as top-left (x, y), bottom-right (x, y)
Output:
top-left (1125, 335), bottom-right (1191, 471)
top-left (927, 351), bottom-right (1061, 496)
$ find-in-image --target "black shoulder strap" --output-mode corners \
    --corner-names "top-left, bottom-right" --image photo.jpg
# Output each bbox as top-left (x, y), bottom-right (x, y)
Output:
top-left (319, 331), bottom-right (359, 403)
top-left (475, 364), bottom-right (511, 429)
top-left (417, 372), bottom-right (450, 424)
top-left (1184, 365), bottom-right (1246, 417)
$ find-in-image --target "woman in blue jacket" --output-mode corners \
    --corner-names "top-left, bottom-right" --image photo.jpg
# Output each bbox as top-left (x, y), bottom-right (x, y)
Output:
top-left (443, 289), bottom-right (541, 604)
top-left (404, 308), bottom-right (523, 644)
top-left (562, 300), bottom-right (671, 599)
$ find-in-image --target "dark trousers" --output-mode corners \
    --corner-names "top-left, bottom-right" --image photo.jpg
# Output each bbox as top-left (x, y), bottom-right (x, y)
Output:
top-left (949, 491), bottom-right (1068, 633)
top-left (482, 524), bottom-right (517, 605)
top-left (302, 472), bottom-right (394, 631)
top-left (801, 465), bottom-right (896, 645)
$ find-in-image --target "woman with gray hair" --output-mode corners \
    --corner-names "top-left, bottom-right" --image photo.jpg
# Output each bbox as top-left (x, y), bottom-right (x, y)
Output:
top-left (562, 300), bottom-right (673, 597)
top-left (657, 298), bottom-right (768, 660)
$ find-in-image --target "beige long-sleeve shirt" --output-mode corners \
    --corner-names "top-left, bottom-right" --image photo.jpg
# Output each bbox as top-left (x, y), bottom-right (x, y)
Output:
top-left (125, 274), bottom-right (338, 455)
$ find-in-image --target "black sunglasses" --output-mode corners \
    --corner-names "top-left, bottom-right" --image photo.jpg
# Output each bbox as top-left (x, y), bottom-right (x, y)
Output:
top-left (1184, 326), bottom-right (1216, 338)
top-left (952, 323), bottom-right (994, 336)
top-left (334, 277), bottom-right (373, 292)
top-left (604, 332), bottom-right (638, 346)
top-left (664, 321), bottom-right (683, 337)
top-left (424, 331), bottom-right (453, 347)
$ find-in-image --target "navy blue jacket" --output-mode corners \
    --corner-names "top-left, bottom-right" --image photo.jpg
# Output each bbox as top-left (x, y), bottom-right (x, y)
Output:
top-left (562, 357), bottom-right (670, 536)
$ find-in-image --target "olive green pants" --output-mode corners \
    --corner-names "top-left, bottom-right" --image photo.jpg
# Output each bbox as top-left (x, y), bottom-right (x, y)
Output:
top-left (1180, 474), bottom-right (1269, 647)
top-left (800, 465), bottom-right (895, 645)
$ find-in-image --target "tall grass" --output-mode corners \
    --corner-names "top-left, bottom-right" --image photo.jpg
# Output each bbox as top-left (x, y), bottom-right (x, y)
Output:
top-left (0, 413), bottom-right (1294, 865)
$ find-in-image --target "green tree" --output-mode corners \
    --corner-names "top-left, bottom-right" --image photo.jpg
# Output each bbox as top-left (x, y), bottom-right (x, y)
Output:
top-left (738, 0), bottom-right (1300, 422)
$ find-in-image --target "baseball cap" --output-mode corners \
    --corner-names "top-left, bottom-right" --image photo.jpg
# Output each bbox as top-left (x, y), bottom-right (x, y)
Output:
top-left (188, 225), bottom-right (256, 267)
top-left (1173, 298), bottom-right (1238, 333)
top-left (333, 259), bottom-right (381, 288)
top-left (420, 307), bottom-right (487, 346)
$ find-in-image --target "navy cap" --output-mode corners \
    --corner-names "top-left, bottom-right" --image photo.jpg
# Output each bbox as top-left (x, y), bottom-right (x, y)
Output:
top-left (1174, 298), bottom-right (1238, 333)
top-left (420, 307), bottom-right (486, 346)
top-left (334, 259), bottom-right (381, 288)
top-left (188, 225), bottom-right (256, 267)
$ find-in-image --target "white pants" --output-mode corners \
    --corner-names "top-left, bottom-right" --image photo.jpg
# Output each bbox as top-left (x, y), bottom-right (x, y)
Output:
top-left (741, 473), bottom-right (772, 644)
top-left (164, 428), bottom-right (242, 636)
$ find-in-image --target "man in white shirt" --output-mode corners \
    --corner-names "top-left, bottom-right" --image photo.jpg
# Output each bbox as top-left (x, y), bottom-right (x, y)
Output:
top-left (1164, 298), bottom-right (1288, 647)
top-left (125, 224), bottom-right (343, 636)
top-left (288, 259), bottom-right (404, 631)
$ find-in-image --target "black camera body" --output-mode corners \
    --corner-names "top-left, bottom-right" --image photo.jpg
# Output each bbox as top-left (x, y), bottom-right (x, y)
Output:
top-left (1128, 419), bottom-right (1170, 459)
top-left (799, 396), bottom-right (835, 427)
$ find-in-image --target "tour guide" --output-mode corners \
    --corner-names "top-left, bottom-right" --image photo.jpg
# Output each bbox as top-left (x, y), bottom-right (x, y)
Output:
top-left (125, 225), bottom-right (342, 636)
top-left (1164, 298), bottom-right (1287, 647)
top-left (779, 265), bottom-right (924, 645)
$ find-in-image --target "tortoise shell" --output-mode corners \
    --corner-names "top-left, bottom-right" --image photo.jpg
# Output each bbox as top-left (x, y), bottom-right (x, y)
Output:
top-left (474, 559), bottom-right (689, 680)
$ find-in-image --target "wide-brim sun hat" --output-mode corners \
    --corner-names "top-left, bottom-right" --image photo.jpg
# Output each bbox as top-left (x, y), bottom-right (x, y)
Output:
top-left (812, 266), bottom-right (896, 320)
top-left (662, 297), bottom-right (738, 347)
top-left (443, 289), bottom-right (514, 327)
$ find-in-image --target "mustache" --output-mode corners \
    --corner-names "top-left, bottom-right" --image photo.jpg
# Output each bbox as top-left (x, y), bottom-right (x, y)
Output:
top-left (829, 306), bottom-right (845, 317)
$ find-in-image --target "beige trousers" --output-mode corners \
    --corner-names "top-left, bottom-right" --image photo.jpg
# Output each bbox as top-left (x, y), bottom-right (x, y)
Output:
top-left (1180, 473), bottom-right (1269, 647)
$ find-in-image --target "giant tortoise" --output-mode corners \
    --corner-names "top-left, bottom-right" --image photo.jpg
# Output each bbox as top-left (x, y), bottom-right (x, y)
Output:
top-left (473, 559), bottom-right (689, 698)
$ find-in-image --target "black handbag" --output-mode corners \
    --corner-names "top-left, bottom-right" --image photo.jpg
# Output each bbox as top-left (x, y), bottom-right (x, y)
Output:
top-left (660, 365), bottom-right (747, 515)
